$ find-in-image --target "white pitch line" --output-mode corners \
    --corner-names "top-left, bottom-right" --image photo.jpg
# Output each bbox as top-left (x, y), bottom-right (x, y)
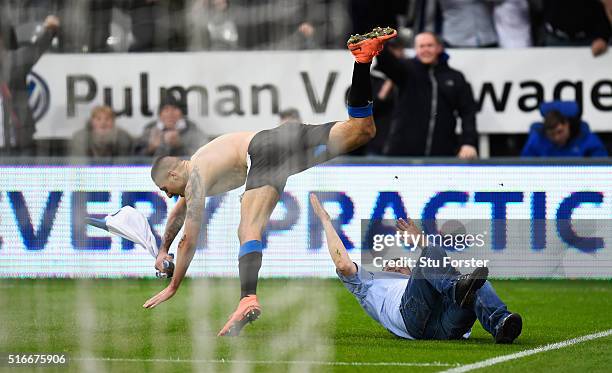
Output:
top-left (441, 328), bottom-right (612, 373)
top-left (74, 357), bottom-right (458, 367)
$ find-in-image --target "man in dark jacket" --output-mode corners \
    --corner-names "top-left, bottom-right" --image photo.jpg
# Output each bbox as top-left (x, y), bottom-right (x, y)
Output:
top-left (521, 101), bottom-right (608, 157)
top-left (0, 15), bottom-right (59, 155)
top-left (378, 32), bottom-right (478, 158)
top-left (539, 0), bottom-right (611, 56)
top-left (135, 93), bottom-right (207, 157)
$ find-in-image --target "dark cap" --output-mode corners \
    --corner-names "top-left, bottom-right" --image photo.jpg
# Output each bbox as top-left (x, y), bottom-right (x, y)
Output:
top-left (158, 91), bottom-right (187, 115)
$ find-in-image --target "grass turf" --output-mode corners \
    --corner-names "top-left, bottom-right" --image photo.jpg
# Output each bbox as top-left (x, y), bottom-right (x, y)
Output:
top-left (0, 278), bottom-right (611, 372)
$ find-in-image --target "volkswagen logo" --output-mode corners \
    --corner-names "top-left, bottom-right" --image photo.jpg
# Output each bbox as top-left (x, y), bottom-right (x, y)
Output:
top-left (27, 71), bottom-right (50, 123)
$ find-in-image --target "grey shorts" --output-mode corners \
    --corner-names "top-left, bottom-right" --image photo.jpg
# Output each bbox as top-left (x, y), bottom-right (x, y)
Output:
top-left (245, 122), bottom-right (335, 193)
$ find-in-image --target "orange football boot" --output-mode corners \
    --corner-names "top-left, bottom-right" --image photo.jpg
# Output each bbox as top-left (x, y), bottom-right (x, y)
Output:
top-left (217, 295), bottom-right (261, 336)
top-left (347, 26), bottom-right (397, 63)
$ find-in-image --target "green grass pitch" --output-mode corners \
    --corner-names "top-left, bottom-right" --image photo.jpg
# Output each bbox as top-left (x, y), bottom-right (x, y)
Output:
top-left (1, 278), bottom-right (611, 372)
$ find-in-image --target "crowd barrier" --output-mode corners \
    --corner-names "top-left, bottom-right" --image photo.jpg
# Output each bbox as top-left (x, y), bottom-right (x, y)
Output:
top-left (0, 157), bottom-right (610, 278)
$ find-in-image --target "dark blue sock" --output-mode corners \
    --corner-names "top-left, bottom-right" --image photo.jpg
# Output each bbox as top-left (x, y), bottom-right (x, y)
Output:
top-left (238, 240), bottom-right (263, 299)
top-left (348, 62), bottom-right (373, 108)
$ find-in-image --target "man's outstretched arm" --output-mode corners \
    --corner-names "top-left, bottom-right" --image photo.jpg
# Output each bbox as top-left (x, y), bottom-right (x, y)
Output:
top-left (309, 193), bottom-right (356, 276)
top-left (155, 197), bottom-right (186, 273)
top-left (144, 167), bottom-right (206, 308)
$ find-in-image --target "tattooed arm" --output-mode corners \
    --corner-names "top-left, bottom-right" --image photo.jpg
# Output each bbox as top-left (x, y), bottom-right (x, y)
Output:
top-left (155, 197), bottom-right (186, 272)
top-left (144, 166), bottom-right (206, 308)
top-left (169, 165), bottom-right (206, 290)
top-left (309, 193), bottom-right (356, 276)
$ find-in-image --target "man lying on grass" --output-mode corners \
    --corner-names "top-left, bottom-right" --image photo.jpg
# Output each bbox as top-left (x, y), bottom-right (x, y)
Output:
top-left (309, 193), bottom-right (522, 343)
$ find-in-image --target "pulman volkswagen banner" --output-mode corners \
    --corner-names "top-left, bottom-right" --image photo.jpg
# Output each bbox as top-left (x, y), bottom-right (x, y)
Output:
top-left (0, 164), bottom-right (610, 278)
top-left (29, 48), bottom-right (612, 138)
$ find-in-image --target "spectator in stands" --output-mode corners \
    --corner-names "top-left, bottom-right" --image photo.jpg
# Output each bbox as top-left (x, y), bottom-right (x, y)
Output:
top-left (70, 106), bottom-right (134, 158)
top-left (187, 0), bottom-right (239, 50)
top-left (437, 0), bottom-right (498, 47)
top-left (604, 0), bottom-right (612, 24)
top-left (88, 0), bottom-right (115, 53)
top-left (410, 0), bottom-right (531, 48)
top-left (0, 15), bottom-right (59, 156)
top-left (129, 0), bottom-right (187, 52)
top-left (538, 0), bottom-right (611, 56)
top-left (233, 0), bottom-right (348, 50)
top-left (350, 0), bottom-right (408, 37)
top-left (403, 0), bottom-right (441, 36)
top-left (135, 93), bottom-right (207, 157)
top-left (521, 101), bottom-right (608, 157)
top-left (379, 32), bottom-right (478, 158)
top-left (493, 0), bottom-right (532, 47)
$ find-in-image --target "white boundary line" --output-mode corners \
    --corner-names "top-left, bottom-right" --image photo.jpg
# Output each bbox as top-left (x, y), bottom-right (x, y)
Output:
top-left (70, 328), bottom-right (612, 369)
top-left (441, 328), bottom-right (612, 373)
top-left (74, 357), bottom-right (459, 367)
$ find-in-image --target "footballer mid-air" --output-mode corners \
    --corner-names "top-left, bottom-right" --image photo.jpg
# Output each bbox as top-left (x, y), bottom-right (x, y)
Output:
top-left (142, 27), bottom-right (397, 336)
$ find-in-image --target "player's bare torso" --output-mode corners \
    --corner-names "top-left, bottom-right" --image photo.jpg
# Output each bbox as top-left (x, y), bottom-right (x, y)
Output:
top-left (189, 131), bottom-right (257, 196)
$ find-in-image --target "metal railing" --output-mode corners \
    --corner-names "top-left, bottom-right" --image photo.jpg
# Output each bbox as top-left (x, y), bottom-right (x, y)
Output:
top-left (0, 156), bottom-right (610, 166)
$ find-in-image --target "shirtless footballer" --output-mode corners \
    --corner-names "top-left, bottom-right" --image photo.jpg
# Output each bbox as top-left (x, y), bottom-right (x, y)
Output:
top-left (142, 27), bottom-right (398, 337)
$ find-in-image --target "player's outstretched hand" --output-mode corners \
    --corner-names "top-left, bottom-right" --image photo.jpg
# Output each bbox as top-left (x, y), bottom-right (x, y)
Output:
top-left (155, 253), bottom-right (175, 278)
top-left (396, 218), bottom-right (419, 235)
top-left (309, 193), bottom-right (330, 222)
top-left (143, 285), bottom-right (177, 309)
top-left (396, 218), bottom-right (423, 247)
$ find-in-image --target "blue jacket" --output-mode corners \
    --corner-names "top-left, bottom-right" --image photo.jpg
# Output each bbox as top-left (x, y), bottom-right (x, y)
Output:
top-left (521, 122), bottom-right (608, 157)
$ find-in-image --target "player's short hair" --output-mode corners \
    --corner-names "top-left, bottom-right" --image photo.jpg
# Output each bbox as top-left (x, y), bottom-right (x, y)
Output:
top-left (151, 156), bottom-right (181, 182)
